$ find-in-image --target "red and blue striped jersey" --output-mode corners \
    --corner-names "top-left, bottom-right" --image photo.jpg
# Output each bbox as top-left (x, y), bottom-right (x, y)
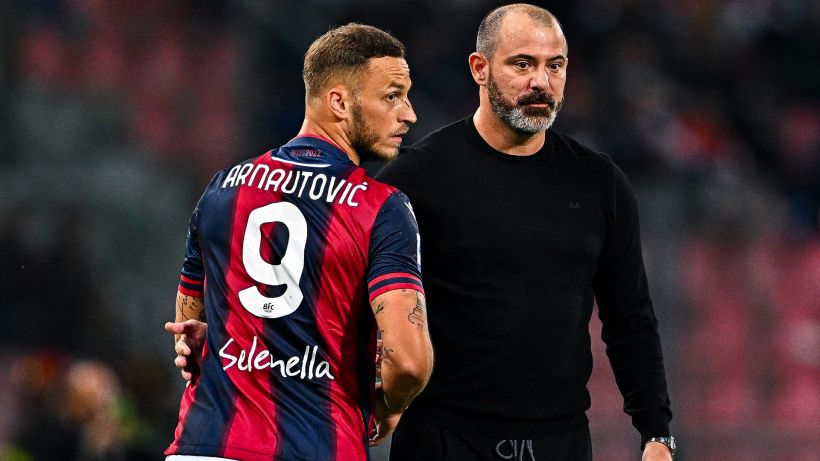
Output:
top-left (166, 135), bottom-right (423, 461)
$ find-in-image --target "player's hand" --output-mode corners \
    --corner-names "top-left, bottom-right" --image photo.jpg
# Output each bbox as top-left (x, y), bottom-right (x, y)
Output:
top-left (369, 382), bottom-right (402, 446)
top-left (164, 320), bottom-right (208, 382)
top-left (642, 442), bottom-right (673, 461)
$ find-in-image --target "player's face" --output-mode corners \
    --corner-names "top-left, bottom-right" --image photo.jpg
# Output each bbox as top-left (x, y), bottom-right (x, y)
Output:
top-left (486, 14), bottom-right (567, 134)
top-left (350, 56), bottom-right (417, 162)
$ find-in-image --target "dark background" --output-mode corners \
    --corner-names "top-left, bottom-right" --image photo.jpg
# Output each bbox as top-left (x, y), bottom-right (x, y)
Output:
top-left (0, 1), bottom-right (818, 460)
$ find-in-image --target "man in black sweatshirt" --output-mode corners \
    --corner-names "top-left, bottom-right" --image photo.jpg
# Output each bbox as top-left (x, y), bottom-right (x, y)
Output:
top-left (377, 4), bottom-right (674, 461)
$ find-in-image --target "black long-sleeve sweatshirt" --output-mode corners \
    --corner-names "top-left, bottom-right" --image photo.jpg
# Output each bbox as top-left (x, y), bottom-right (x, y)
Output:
top-left (376, 116), bottom-right (672, 442)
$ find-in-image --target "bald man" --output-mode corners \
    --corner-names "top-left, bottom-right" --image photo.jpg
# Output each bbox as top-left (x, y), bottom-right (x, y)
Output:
top-left (377, 4), bottom-right (674, 461)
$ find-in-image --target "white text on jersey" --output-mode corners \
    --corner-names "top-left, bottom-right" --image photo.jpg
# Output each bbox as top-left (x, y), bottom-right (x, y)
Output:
top-left (219, 336), bottom-right (335, 380)
top-left (221, 164), bottom-right (368, 207)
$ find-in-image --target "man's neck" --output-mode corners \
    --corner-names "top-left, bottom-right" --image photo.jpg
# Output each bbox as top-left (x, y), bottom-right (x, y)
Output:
top-left (472, 105), bottom-right (546, 156)
top-left (298, 118), bottom-right (360, 165)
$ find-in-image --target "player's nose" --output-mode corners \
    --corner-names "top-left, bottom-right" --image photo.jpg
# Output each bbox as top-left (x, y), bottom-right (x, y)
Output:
top-left (399, 97), bottom-right (417, 125)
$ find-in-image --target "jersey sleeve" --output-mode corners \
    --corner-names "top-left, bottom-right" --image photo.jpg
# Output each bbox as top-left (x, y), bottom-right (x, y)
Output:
top-left (366, 189), bottom-right (424, 303)
top-left (177, 171), bottom-right (223, 298)
top-left (178, 204), bottom-right (204, 298)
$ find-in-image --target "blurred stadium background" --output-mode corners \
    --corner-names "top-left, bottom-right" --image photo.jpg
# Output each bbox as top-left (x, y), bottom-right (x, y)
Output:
top-left (0, 1), bottom-right (817, 460)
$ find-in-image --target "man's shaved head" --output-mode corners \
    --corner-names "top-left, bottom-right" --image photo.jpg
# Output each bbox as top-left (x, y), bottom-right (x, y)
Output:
top-left (476, 4), bottom-right (564, 59)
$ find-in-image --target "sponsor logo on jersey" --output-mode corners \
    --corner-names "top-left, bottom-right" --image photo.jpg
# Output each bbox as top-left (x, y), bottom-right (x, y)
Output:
top-left (219, 336), bottom-right (335, 380)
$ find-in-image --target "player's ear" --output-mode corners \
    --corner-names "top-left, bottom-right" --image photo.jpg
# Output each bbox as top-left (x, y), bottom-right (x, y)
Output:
top-left (469, 52), bottom-right (489, 86)
top-left (327, 86), bottom-right (352, 121)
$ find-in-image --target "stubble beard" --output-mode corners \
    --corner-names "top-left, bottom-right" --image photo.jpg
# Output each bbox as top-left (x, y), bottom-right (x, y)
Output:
top-left (350, 103), bottom-right (397, 163)
top-left (486, 71), bottom-right (563, 134)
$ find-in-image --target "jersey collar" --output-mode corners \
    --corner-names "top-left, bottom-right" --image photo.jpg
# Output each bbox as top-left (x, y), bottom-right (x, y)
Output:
top-left (279, 134), bottom-right (356, 166)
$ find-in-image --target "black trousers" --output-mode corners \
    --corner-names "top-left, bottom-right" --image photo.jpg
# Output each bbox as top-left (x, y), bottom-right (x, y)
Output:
top-left (389, 418), bottom-right (592, 461)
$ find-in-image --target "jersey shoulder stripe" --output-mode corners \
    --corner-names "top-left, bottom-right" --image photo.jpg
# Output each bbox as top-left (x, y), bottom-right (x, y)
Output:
top-left (179, 275), bottom-right (204, 297)
top-left (367, 272), bottom-right (424, 301)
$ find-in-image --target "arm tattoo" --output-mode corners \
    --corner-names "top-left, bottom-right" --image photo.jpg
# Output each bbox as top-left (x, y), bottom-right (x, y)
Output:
top-left (381, 346), bottom-right (396, 368)
top-left (373, 302), bottom-right (385, 315)
top-left (408, 293), bottom-right (426, 329)
top-left (178, 295), bottom-right (205, 321)
top-left (375, 328), bottom-right (396, 369)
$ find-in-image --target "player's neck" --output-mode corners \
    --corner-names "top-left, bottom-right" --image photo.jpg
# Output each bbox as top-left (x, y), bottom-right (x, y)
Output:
top-left (472, 105), bottom-right (546, 156)
top-left (298, 118), bottom-right (361, 165)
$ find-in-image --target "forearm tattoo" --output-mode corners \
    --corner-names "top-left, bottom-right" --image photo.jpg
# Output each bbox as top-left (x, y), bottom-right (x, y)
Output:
top-left (408, 292), bottom-right (426, 329)
top-left (375, 328), bottom-right (395, 370)
top-left (178, 294), bottom-right (205, 321)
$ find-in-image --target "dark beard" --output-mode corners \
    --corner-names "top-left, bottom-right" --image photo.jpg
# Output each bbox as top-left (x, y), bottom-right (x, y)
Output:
top-left (350, 103), bottom-right (382, 163)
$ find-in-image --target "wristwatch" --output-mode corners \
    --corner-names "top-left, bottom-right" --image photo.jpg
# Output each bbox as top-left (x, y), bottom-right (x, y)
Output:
top-left (642, 436), bottom-right (676, 457)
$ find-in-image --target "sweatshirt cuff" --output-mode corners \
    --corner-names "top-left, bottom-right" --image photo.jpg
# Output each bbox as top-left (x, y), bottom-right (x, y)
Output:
top-left (638, 417), bottom-right (671, 447)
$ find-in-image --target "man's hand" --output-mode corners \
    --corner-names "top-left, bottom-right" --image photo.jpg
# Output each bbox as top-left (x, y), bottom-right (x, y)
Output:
top-left (164, 320), bottom-right (208, 382)
top-left (642, 441), bottom-right (673, 461)
top-left (369, 382), bottom-right (402, 446)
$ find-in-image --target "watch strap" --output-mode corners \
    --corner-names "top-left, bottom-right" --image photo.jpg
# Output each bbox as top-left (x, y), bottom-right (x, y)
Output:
top-left (642, 436), bottom-right (676, 457)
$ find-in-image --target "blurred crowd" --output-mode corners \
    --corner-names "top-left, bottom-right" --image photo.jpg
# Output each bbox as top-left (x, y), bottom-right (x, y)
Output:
top-left (0, 1), bottom-right (817, 460)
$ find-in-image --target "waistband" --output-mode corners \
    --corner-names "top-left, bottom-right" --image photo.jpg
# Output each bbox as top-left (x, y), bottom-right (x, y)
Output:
top-left (403, 405), bottom-right (589, 438)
